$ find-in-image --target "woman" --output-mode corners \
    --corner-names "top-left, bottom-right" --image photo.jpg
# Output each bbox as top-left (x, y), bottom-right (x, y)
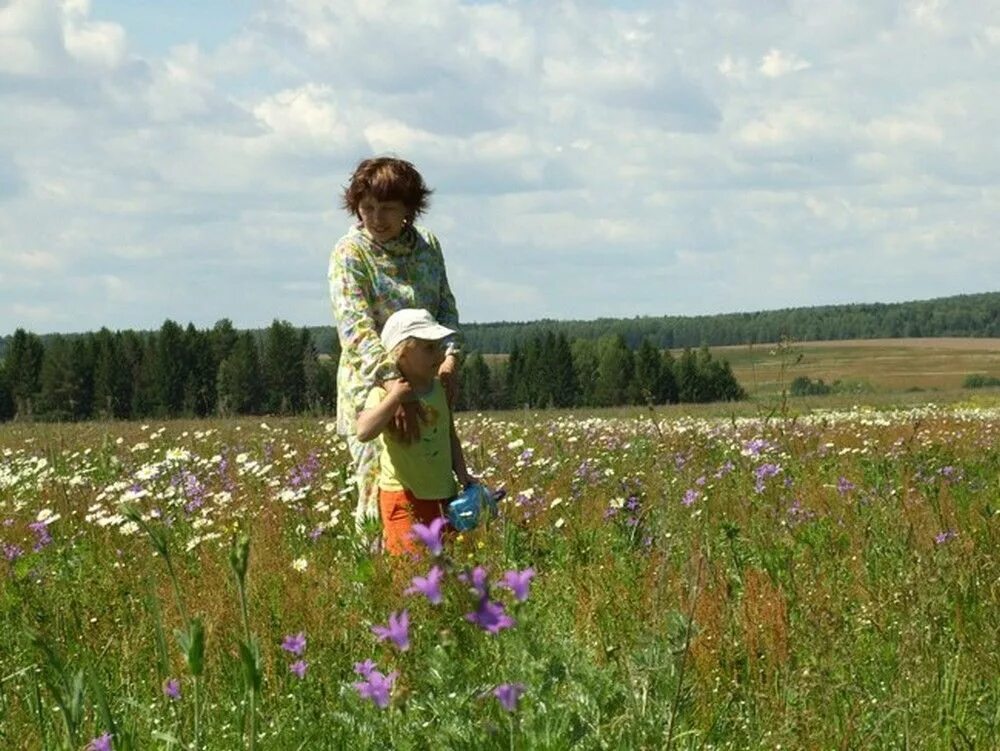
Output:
top-left (328, 157), bottom-right (462, 534)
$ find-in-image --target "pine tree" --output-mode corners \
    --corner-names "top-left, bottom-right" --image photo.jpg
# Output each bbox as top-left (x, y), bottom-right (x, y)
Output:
top-left (92, 328), bottom-right (131, 419)
top-left (210, 319), bottom-right (239, 364)
top-left (595, 335), bottom-right (634, 406)
top-left (125, 332), bottom-right (158, 419)
top-left (660, 349), bottom-right (679, 404)
top-left (300, 328), bottom-right (321, 414)
top-left (505, 343), bottom-right (525, 409)
top-left (459, 352), bottom-right (492, 411)
top-left (156, 320), bottom-right (187, 416)
top-left (68, 336), bottom-right (95, 419)
top-left (675, 348), bottom-right (701, 403)
top-left (217, 331), bottom-right (263, 415)
top-left (183, 324), bottom-right (217, 417)
top-left (38, 336), bottom-right (88, 420)
top-left (634, 338), bottom-right (664, 405)
top-left (571, 339), bottom-right (600, 407)
top-left (0, 360), bottom-right (13, 421)
top-left (6, 328), bottom-right (44, 419)
top-left (262, 320), bottom-right (305, 414)
top-left (550, 333), bottom-right (577, 408)
top-left (312, 358), bottom-right (337, 415)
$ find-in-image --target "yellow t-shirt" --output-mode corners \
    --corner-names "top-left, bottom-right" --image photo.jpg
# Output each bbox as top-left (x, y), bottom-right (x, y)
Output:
top-left (363, 379), bottom-right (458, 500)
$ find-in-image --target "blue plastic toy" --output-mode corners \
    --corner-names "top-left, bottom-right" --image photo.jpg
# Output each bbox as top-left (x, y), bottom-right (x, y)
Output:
top-left (447, 483), bottom-right (505, 532)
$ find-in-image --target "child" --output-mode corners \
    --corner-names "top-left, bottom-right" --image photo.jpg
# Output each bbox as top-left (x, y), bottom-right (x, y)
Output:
top-left (356, 308), bottom-right (476, 555)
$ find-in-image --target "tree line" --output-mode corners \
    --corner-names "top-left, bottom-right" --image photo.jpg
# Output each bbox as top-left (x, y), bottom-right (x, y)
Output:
top-left (459, 291), bottom-right (1000, 353)
top-left (455, 332), bottom-right (744, 412)
top-left (0, 320), bottom-right (336, 422)
top-left (285, 290), bottom-right (1000, 356)
top-left (0, 326), bottom-right (743, 422)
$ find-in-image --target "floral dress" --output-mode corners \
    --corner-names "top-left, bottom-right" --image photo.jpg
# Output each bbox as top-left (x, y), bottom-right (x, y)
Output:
top-left (328, 223), bottom-right (461, 528)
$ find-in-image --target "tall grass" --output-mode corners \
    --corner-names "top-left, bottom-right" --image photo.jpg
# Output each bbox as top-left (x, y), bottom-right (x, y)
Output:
top-left (1, 404), bottom-right (998, 748)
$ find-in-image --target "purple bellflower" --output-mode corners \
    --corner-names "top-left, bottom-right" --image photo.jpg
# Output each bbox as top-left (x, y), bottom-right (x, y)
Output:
top-left (410, 517), bottom-right (447, 556)
top-left (353, 663), bottom-right (398, 709)
top-left (466, 598), bottom-right (515, 634)
top-left (499, 568), bottom-right (535, 602)
top-left (372, 610), bottom-right (410, 651)
top-left (493, 682), bottom-right (526, 712)
top-left (405, 565), bottom-right (445, 605)
top-left (281, 632), bottom-right (307, 656)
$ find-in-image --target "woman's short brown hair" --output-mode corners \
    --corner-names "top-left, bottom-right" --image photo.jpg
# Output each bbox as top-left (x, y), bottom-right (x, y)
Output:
top-left (342, 157), bottom-right (433, 221)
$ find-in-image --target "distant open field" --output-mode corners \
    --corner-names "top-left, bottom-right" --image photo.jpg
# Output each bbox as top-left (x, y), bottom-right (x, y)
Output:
top-left (707, 337), bottom-right (1000, 395)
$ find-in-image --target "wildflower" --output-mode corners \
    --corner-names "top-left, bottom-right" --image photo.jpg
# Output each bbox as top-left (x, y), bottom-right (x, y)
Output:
top-left (281, 632), bottom-right (307, 656)
top-left (499, 568), bottom-right (535, 602)
top-left (2, 543), bottom-right (23, 562)
top-left (87, 733), bottom-right (112, 751)
top-left (353, 664), bottom-right (397, 709)
top-left (291, 557), bottom-right (308, 572)
top-left (372, 610), bottom-right (410, 651)
top-left (742, 438), bottom-right (770, 457)
top-left (714, 460), bottom-right (735, 479)
top-left (410, 517), bottom-right (447, 556)
top-left (837, 476), bottom-right (855, 495)
top-left (28, 520), bottom-right (53, 551)
top-left (354, 659), bottom-right (377, 678)
top-left (289, 660), bottom-right (308, 678)
top-left (493, 682), bottom-right (525, 712)
top-left (934, 529), bottom-right (958, 545)
top-left (163, 678), bottom-right (181, 700)
top-left (466, 598), bottom-right (515, 634)
top-left (458, 565), bottom-right (489, 598)
top-left (405, 565), bottom-right (444, 605)
top-left (754, 463), bottom-right (782, 493)
top-left (682, 488), bottom-right (700, 507)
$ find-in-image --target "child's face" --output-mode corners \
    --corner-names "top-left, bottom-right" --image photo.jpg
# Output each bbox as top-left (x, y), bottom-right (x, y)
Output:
top-left (398, 339), bottom-right (445, 380)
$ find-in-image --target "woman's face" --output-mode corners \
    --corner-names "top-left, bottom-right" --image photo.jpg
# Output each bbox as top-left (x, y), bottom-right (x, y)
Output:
top-left (358, 194), bottom-right (409, 243)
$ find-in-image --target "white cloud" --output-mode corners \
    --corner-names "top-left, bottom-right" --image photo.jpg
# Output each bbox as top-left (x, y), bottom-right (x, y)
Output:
top-left (0, 0), bottom-right (998, 333)
top-left (758, 49), bottom-right (811, 78)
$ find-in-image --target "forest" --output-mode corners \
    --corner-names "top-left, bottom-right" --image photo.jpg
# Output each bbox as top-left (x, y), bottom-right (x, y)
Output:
top-left (0, 324), bottom-right (741, 422)
top-left (1, 290), bottom-right (995, 422)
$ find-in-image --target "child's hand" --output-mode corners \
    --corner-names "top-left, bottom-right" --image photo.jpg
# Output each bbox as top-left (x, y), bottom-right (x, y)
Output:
top-left (385, 378), bottom-right (414, 401)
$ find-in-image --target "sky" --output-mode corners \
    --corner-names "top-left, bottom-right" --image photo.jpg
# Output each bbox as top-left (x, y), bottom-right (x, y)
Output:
top-left (1, 0), bottom-right (998, 335)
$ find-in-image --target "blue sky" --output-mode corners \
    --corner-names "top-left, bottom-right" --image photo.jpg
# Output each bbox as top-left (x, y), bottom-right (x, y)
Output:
top-left (2, 0), bottom-right (999, 335)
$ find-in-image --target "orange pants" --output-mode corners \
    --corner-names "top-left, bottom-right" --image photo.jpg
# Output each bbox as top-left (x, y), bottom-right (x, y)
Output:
top-left (379, 488), bottom-right (449, 556)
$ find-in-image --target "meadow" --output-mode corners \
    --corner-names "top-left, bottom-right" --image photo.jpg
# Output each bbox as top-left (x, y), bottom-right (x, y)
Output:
top-left (1, 392), bottom-right (999, 748)
top-left (717, 337), bottom-right (1000, 396)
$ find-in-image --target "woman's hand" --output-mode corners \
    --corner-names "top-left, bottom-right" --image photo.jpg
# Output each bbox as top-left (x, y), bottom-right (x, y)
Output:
top-left (438, 354), bottom-right (460, 407)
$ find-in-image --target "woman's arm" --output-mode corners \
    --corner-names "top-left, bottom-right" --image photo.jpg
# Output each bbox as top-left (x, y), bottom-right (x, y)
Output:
top-left (426, 233), bottom-right (463, 404)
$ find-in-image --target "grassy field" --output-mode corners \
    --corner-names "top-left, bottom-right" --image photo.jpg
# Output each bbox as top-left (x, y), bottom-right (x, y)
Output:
top-left (1, 390), bottom-right (998, 749)
top-left (713, 337), bottom-right (1000, 395)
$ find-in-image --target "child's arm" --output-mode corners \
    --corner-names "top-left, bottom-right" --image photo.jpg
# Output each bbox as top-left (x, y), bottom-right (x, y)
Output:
top-left (449, 416), bottom-right (477, 488)
top-left (356, 381), bottom-right (413, 442)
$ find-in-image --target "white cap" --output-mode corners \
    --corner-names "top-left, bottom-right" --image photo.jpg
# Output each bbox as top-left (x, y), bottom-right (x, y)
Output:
top-left (380, 308), bottom-right (457, 352)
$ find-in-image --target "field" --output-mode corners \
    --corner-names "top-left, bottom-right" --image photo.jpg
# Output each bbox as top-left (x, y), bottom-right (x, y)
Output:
top-left (716, 337), bottom-right (1000, 395)
top-left (2, 389), bottom-right (999, 750)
